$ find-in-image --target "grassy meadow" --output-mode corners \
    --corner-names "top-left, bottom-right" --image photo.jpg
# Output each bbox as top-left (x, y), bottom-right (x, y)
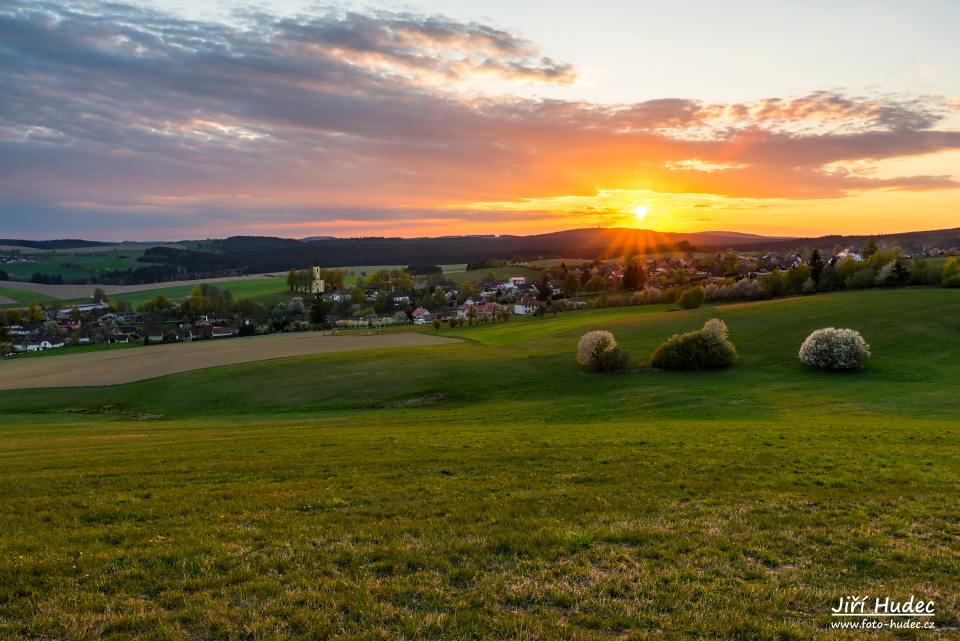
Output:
top-left (0, 251), bottom-right (150, 282)
top-left (1, 289), bottom-right (959, 639)
top-left (0, 287), bottom-right (60, 308)
top-left (93, 277), bottom-right (291, 308)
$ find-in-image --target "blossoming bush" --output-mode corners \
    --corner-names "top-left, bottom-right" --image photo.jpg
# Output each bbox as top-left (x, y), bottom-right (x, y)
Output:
top-left (798, 328), bottom-right (870, 370)
top-left (650, 318), bottom-right (737, 370)
top-left (576, 330), bottom-right (630, 372)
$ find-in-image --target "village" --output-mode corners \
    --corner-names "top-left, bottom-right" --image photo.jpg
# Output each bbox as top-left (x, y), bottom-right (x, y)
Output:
top-left (1, 242), bottom-right (956, 355)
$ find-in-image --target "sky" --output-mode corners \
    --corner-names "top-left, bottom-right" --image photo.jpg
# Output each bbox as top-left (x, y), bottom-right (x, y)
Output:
top-left (1, 0), bottom-right (958, 240)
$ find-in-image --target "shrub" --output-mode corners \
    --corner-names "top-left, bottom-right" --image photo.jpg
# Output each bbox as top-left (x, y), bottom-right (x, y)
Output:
top-left (576, 330), bottom-right (629, 372)
top-left (719, 278), bottom-right (763, 300)
top-left (799, 328), bottom-right (871, 371)
top-left (942, 257), bottom-right (960, 287)
top-left (677, 286), bottom-right (705, 309)
top-left (631, 287), bottom-right (662, 305)
top-left (844, 268), bottom-right (876, 290)
top-left (650, 318), bottom-right (737, 370)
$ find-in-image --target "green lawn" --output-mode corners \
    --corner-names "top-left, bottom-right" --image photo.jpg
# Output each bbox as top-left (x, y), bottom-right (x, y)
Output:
top-left (1, 289), bottom-right (959, 639)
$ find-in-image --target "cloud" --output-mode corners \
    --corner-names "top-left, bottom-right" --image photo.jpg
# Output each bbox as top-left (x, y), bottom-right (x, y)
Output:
top-left (0, 0), bottom-right (958, 238)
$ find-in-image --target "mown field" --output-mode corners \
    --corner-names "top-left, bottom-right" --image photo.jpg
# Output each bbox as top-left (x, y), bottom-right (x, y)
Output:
top-left (1, 289), bottom-right (959, 639)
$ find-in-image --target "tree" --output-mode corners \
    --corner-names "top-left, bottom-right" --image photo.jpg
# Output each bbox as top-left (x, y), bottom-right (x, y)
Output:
top-left (584, 275), bottom-right (606, 293)
top-left (563, 271), bottom-right (579, 296)
top-left (349, 288), bottom-right (366, 306)
top-left (366, 269), bottom-right (413, 293)
top-left (3, 309), bottom-right (21, 325)
top-left (677, 286), bottom-right (705, 309)
top-left (941, 256), bottom-right (960, 287)
top-left (537, 275), bottom-right (552, 301)
top-left (287, 297), bottom-right (306, 315)
top-left (893, 259), bottom-right (910, 285)
top-left (459, 281), bottom-right (479, 303)
top-left (309, 299), bottom-right (328, 325)
top-left (721, 251), bottom-right (741, 275)
top-left (621, 262), bottom-right (646, 290)
top-left (862, 238), bottom-right (879, 258)
top-left (808, 249), bottom-right (825, 286)
top-left (26, 301), bottom-right (44, 324)
top-left (93, 287), bottom-right (107, 303)
top-left (42, 319), bottom-right (63, 338)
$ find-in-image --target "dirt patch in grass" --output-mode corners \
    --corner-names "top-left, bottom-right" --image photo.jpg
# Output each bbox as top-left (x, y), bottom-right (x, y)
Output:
top-left (59, 405), bottom-right (163, 420)
top-left (372, 393), bottom-right (449, 409)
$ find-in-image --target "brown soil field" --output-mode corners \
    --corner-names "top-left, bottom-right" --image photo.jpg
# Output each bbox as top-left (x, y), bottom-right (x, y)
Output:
top-left (0, 295), bottom-right (15, 305)
top-left (0, 273), bottom-right (285, 300)
top-left (0, 332), bottom-right (458, 390)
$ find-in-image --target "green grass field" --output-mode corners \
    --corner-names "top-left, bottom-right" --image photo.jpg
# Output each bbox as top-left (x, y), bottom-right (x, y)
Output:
top-left (443, 265), bottom-right (543, 285)
top-left (2, 289), bottom-right (959, 639)
top-left (0, 251), bottom-right (150, 281)
top-left (96, 277), bottom-right (290, 308)
top-left (0, 286), bottom-right (60, 308)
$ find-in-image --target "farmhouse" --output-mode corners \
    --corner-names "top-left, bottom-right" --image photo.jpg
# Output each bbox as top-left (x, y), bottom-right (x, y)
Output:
top-left (411, 307), bottom-right (433, 325)
top-left (513, 295), bottom-right (538, 315)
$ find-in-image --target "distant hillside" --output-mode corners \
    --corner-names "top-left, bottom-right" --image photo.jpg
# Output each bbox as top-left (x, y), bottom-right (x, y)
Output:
top-left (7, 226), bottom-right (959, 278)
top-left (135, 228), bottom-right (790, 275)
top-left (0, 239), bottom-right (109, 250)
top-left (729, 227), bottom-right (960, 253)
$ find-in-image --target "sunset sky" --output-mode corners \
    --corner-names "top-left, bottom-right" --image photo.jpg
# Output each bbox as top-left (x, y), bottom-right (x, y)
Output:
top-left (1, 0), bottom-right (959, 240)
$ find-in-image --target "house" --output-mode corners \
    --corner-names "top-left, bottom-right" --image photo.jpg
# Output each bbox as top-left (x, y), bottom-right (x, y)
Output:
top-left (837, 249), bottom-right (863, 261)
top-left (411, 307), bottom-right (433, 325)
top-left (190, 321), bottom-right (213, 340)
top-left (56, 302), bottom-right (108, 319)
top-left (326, 290), bottom-right (352, 303)
top-left (507, 276), bottom-right (526, 288)
top-left (456, 298), bottom-right (477, 319)
top-left (211, 327), bottom-right (234, 339)
top-left (391, 292), bottom-right (411, 305)
top-left (513, 295), bottom-right (538, 315)
top-left (15, 337), bottom-right (65, 352)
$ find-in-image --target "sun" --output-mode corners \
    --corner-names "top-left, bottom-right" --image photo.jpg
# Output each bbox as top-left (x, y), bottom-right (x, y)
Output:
top-left (633, 205), bottom-right (648, 221)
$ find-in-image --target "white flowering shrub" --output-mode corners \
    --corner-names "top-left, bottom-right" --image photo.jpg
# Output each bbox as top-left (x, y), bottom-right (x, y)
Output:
top-left (703, 283), bottom-right (721, 300)
top-left (577, 331), bottom-right (615, 366)
top-left (701, 318), bottom-right (729, 339)
top-left (799, 328), bottom-right (871, 371)
top-left (629, 287), bottom-right (662, 306)
top-left (576, 330), bottom-right (629, 372)
top-left (717, 278), bottom-right (763, 300)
